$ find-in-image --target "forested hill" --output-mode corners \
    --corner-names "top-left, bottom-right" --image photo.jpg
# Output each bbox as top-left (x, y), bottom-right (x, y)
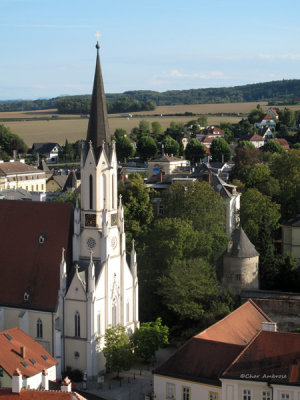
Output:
top-left (1, 79), bottom-right (300, 113)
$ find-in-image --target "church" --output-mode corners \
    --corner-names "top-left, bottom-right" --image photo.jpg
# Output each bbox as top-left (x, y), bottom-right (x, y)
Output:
top-left (0, 42), bottom-right (139, 379)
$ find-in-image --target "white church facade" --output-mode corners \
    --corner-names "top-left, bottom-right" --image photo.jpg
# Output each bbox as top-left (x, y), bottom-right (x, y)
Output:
top-left (0, 42), bottom-right (139, 379)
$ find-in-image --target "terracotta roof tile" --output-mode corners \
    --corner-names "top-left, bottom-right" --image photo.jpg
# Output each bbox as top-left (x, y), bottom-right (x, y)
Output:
top-left (0, 328), bottom-right (56, 378)
top-left (196, 299), bottom-right (271, 345)
top-left (0, 388), bottom-right (86, 399)
top-left (0, 200), bottom-right (73, 311)
top-left (222, 331), bottom-right (300, 384)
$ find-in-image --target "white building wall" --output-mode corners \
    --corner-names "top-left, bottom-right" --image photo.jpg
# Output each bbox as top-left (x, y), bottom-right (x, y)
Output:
top-left (154, 374), bottom-right (221, 400)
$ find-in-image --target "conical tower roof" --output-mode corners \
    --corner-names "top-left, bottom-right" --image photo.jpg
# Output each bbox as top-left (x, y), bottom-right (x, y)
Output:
top-left (85, 41), bottom-right (111, 161)
top-left (229, 227), bottom-right (259, 258)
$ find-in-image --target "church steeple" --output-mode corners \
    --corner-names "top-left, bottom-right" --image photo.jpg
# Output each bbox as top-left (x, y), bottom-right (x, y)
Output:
top-left (85, 41), bottom-right (111, 161)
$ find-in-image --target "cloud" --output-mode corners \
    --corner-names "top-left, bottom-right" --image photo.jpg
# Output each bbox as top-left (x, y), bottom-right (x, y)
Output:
top-left (169, 69), bottom-right (225, 80)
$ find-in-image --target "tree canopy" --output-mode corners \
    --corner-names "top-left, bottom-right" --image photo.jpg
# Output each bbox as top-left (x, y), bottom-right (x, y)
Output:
top-left (210, 138), bottom-right (231, 162)
top-left (136, 136), bottom-right (157, 161)
top-left (184, 138), bottom-right (206, 165)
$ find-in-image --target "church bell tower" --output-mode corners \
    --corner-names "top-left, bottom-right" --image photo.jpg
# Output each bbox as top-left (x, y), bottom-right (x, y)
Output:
top-left (64, 41), bottom-right (139, 379)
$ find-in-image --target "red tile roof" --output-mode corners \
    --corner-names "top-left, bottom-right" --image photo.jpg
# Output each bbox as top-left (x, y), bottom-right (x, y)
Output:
top-left (222, 330), bottom-right (300, 385)
top-left (0, 388), bottom-right (86, 399)
top-left (198, 299), bottom-right (272, 345)
top-left (154, 337), bottom-right (243, 385)
top-left (0, 328), bottom-right (57, 378)
top-left (154, 300), bottom-right (272, 385)
top-left (274, 138), bottom-right (290, 150)
top-left (0, 200), bottom-right (73, 311)
top-left (249, 134), bottom-right (264, 142)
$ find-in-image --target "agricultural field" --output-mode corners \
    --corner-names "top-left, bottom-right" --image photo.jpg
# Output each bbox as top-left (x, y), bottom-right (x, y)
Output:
top-left (1, 101), bottom-right (298, 147)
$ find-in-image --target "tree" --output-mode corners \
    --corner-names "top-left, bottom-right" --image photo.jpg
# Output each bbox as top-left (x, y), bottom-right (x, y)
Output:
top-left (0, 124), bottom-right (28, 158)
top-left (278, 108), bottom-right (296, 127)
top-left (138, 120), bottom-right (150, 134)
top-left (114, 128), bottom-right (127, 140)
top-left (158, 258), bottom-right (230, 322)
top-left (151, 121), bottom-right (163, 137)
top-left (232, 146), bottom-right (261, 172)
top-left (51, 192), bottom-right (80, 207)
top-left (119, 173), bottom-right (153, 251)
top-left (116, 136), bottom-right (135, 162)
top-left (163, 135), bottom-right (180, 156)
top-left (262, 140), bottom-right (285, 154)
top-left (103, 325), bottom-right (133, 377)
top-left (136, 136), bottom-right (157, 161)
top-left (210, 138), bottom-right (231, 162)
top-left (240, 188), bottom-right (280, 251)
top-left (236, 141), bottom-right (255, 149)
top-left (248, 107), bottom-right (264, 124)
top-left (184, 138), bottom-right (206, 165)
top-left (131, 318), bottom-right (169, 362)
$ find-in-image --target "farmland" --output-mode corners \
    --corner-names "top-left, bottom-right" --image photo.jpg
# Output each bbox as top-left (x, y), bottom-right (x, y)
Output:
top-left (1, 101), bottom-right (298, 147)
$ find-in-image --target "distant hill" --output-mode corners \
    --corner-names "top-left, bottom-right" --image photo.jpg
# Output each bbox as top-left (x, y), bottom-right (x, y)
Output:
top-left (1, 79), bottom-right (300, 113)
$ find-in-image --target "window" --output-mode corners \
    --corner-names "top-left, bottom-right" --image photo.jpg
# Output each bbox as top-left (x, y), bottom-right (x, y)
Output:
top-left (236, 274), bottom-right (241, 281)
top-left (243, 389), bottom-right (251, 400)
top-left (280, 394), bottom-right (290, 400)
top-left (36, 318), bottom-right (43, 338)
top-left (102, 174), bottom-right (106, 208)
top-left (209, 392), bottom-right (218, 400)
top-left (158, 203), bottom-right (164, 216)
top-left (41, 184), bottom-right (44, 190)
top-left (89, 175), bottom-right (93, 210)
top-left (182, 386), bottom-right (190, 400)
top-left (75, 312), bottom-right (80, 337)
top-left (262, 391), bottom-right (271, 400)
top-left (112, 175), bottom-right (115, 209)
top-left (36, 185), bottom-right (38, 191)
top-left (167, 383), bottom-right (175, 399)
top-left (0, 367), bottom-right (3, 377)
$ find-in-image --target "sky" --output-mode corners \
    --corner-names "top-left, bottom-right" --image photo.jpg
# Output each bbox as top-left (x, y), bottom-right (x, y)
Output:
top-left (1, 0), bottom-right (300, 100)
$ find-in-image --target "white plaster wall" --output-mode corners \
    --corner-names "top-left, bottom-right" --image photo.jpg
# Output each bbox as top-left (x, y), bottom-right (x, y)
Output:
top-left (154, 374), bottom-right (221, 400)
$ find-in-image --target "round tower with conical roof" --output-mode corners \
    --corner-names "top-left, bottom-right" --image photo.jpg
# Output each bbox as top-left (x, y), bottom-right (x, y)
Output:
top-left (222, 227), bottom-right (259, 295)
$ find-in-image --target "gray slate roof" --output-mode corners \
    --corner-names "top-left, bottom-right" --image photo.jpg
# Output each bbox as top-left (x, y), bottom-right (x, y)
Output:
top-left (228, 228), bottom-right (259, 258)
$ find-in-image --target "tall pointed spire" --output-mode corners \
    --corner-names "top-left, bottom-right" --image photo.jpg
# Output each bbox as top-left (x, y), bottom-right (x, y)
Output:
top-left (86, 40), bottom-right (111, 160)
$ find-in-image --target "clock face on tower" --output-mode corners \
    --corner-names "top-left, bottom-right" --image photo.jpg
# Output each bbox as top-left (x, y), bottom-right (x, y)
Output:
top-left (85, 213), bottom-right (96, 227)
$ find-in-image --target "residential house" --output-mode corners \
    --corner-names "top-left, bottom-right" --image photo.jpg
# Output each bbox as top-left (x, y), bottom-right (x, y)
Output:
top-left (148, 154), bottom-right (189, 176)
top-left (282, 215), bottom-right (300, 264)
top-left (274, 138), bottom-right (290, 151)
top-left (196, 126), bottom-right (225, 149)
top-left (46, 175), bottom-right (68, 192)
top-left (0, 161), bottom-right (46, 192)
top-left (0, 327), bottom-right (57, 389)
top-left (254, 114), bottom-right (277, 130)
top-left (32, 143), bottom-right (61, 164)
top-left (221, 329), bottom-right (300, 400)
top-left (240, 133), bottom-right (264, 148)
top-left (153, 300), bottom-right (272, 400)
top-left (267, 107), bottom-right (279, 120)
top-left (260, 127), bottom-right (275, 141)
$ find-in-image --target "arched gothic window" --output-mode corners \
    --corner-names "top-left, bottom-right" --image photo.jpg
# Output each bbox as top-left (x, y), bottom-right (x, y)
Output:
top-left (89, 175), bottom-right (93, 210)
top-left (111, 175), bottom-right (115, 209)
top-left (97, 312), bottom-right (101, 336)
top-left (36, 318), bottom-right (43, 338)
top-left (102, 174), bottom-right (106, 208)
top-left (75, 312), bottom-right (80, 337)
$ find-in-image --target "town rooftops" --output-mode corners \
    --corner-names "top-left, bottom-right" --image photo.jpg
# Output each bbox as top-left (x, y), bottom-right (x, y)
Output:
top-left (0, 328), bottom-right (56, 379)
top-left (225, 228), bottom-right (259, 258)
top-left (222, 330), bottom-right (300, 385)
top-left (198, 299), bottom-right (270, 345)
top-left (0, 388), bottom-right (86, 399)
top-left (149, 154), bottom-right (185, 163)
top-left (154, 300), bottom-right (272, 385)
top-left (0, 200), bottom-right (73, 311)
top-left (0, 162), bottom-right (44, 176)
top-left (32, 143), bottom-right (60, 155)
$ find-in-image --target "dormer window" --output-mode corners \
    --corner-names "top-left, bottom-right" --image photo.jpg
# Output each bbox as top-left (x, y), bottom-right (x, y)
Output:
top-left (24, 292), bottom-right (29, 301)
top-left (39, 235), bottom-right (45, 245)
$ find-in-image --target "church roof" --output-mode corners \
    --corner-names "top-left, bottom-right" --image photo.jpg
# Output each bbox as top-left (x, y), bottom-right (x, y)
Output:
top-left (0, 327), bottom-right (57, 379)
top-left (0, 200), bottom-right (73, 312)
top-left (85, 42), bottom-right (111, 162)
top-left (227, 227), bottom-right (259, 258)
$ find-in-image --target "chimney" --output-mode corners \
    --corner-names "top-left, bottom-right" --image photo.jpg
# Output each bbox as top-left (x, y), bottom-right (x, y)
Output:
top-left (262, 321), bottom-right (277, 332)
top-left (42, 369), bottom-right (49, 390)
top-left (12, 369), bottom-right (22, 393)
top-left (61, 376), bottom-right (72, 392)
top-left (20, 346), bottom-right (26, 359)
